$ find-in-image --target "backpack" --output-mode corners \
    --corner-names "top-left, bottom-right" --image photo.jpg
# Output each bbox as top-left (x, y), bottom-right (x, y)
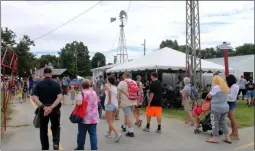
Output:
top-left (121, 79), bottom-right (140, 101)
top-left (189, 85), bottom-right (199, 100)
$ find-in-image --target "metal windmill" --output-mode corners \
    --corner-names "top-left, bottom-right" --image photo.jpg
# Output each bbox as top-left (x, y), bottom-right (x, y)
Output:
top-left (111, 10), bottom-right (129, 64)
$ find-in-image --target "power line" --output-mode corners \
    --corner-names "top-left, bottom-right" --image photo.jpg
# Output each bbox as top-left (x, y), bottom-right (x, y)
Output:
top-left (32, 1), bottom-right (103, 41)
top-left (126, 1), bottom-right (132, 13)
top-left (109, 32), bottom-right (120, 51)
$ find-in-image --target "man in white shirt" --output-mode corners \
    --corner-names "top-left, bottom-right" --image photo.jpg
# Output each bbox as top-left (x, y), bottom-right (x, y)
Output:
top-left (117, 72), bottom-right (137, 137)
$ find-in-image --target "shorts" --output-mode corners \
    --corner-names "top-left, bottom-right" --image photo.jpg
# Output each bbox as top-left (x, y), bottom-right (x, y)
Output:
top-left (184, 100), bottom-right (192, 112)
top-left (228, 101), bottom-right (236, 110)
top-left (122, 106), bottom-right (134, 115)
top-left (105, 104), bottom-right (117, 112)
top-left (247, 90), bottom-right (254, 99)
top-left (146, 106), bottom-right (162, 117)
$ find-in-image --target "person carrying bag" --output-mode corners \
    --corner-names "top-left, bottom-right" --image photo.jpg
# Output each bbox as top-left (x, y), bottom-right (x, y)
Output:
top-left (73, 79), bottom-right (99, 150)
top-left (70, 92), bottom-right (88, 123)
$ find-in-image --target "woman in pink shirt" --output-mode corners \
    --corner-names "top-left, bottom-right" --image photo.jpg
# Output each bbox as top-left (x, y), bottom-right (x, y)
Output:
top-left (74, 79), bottom-right (99, 150)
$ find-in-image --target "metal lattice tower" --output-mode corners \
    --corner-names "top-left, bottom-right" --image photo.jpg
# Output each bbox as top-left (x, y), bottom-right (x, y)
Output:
top-left (186, 0), bottom-right (201, 87)
top-left (117, 11), bottom-right (128, 64)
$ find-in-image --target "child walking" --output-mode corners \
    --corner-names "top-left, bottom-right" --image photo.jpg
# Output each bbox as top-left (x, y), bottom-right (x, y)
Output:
top-left (70, 86), bottom-right (75, 105)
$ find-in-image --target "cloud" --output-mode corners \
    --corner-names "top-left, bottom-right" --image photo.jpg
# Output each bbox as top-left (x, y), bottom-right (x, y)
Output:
top-left (1, 1), bottom-right (254, 63)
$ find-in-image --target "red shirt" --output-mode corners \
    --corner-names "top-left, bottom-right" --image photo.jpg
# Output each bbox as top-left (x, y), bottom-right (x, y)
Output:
top-left (192, 106), bottom-right (203, 116)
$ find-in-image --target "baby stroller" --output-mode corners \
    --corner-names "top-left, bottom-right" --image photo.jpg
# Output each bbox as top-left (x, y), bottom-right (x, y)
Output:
top-left (194, 112), bottom-right (223, 136)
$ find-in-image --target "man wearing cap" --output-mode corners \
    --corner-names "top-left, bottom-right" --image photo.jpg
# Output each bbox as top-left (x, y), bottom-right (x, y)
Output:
top-left (32, 68), bottom-right (63, 150)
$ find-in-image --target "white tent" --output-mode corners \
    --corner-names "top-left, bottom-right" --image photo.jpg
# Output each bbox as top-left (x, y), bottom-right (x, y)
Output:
top-left (107, 47), bottom-right (233, 73)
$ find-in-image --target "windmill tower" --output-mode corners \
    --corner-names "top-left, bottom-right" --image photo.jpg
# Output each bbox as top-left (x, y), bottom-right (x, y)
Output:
top-left (111, 10), bottom-right (129, 64)
top-left (185, 0), bottom-right (201, 87)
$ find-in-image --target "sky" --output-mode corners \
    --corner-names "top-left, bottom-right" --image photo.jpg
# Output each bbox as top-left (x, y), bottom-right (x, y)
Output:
top-left (1, 1), bottom-right (254, 63)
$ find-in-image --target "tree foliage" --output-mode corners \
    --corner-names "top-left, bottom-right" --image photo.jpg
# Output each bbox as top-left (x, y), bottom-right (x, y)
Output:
top-left (1, 27), bottom-right (36, 76)
top-left (159, 39), bottom-right (254, 59)
top-left (91, 52), bottom-right (106, 68)
top-left (159, 39), bottom-right (179, 50)
top-left (35, 54), bottom-right (59, 68)
top-left (59, 41), bottom-right (91, 76)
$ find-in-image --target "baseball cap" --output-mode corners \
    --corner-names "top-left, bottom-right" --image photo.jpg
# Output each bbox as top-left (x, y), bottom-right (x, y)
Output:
top-left (44, 68), bottom-right (52, 74)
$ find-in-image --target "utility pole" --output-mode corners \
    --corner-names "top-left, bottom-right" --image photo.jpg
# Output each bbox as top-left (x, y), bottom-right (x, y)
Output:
top-left (75, 48), bottom-right (77, 73)
top-left (142, 39), bottom-right (146, 56)
top-left (97, 61), bottom-right (100, 68)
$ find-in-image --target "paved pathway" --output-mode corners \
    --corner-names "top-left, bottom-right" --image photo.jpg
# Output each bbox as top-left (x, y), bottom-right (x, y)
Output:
top-left (1, 96), bottom-right (254, 151)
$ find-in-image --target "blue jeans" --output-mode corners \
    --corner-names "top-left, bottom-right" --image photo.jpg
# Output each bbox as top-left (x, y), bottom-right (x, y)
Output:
top-left (77, 123), bottom-right (98, 150)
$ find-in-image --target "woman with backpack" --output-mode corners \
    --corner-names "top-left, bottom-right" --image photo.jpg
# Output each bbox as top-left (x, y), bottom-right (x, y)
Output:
top-left (181, 77), bottom-right (195, 126)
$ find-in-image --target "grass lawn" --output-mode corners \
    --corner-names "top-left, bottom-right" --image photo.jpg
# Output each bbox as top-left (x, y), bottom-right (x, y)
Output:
top-left (142, 100), bottom-right (254, 128)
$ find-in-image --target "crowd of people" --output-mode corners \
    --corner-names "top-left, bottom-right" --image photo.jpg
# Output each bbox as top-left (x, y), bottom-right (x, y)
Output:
top-left (2, 67), bottom-right (254, 150)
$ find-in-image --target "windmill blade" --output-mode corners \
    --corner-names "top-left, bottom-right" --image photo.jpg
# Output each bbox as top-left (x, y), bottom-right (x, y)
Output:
top-left (110, 17), bottom-right (116, 23)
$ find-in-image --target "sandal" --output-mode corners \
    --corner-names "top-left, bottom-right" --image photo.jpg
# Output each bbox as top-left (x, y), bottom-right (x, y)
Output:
top-left (206, 139), bottom-right (218, 144)
top-left (222, 140), bottom-right (232, 144)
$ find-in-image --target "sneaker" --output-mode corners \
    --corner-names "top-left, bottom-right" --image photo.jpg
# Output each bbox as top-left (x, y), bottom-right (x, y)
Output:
top-left (121, 125), bottom-right (126, 132)
top-left (125, 132), bottom-right (134, 137)
top-left (155, 129), bottom-right (162, 134)
top-left (115, 133), bottom-right (122, 142)
top-left (143, 127), bottom-right (150, 132)
top-left (104, 132), bottom-right (112, 138)
top-left (53, 144), bottom-right (59, 150)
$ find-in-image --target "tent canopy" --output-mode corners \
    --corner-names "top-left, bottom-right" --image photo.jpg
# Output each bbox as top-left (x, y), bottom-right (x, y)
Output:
top-left (107, 47), bottom-right (233, 73)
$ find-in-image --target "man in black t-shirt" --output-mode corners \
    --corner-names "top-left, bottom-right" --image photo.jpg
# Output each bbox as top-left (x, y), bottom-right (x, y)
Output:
top-left (32, 68), bottom-right (62, 150)
top-left (143, 72), bottom-right (163, 134)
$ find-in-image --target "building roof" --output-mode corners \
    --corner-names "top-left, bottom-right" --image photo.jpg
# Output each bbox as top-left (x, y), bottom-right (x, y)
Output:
top-left (206, 54), bottom-right (254, 73)
top-left (34, 65), bottom-right (70, 77)
top-left (91, 64), bottom-right (119, 71)
top-left (52, 69), bottom-right (67, 75)
top-left (206, 54), bottom-right (254, 79)
top-left (107, 47), bottom-right (233, 73)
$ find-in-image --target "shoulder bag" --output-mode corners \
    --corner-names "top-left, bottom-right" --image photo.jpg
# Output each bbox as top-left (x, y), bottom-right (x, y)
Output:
top-left (69, 91), bottom-right (89, 123)
top-left (33, 107), bottom-right (41, 128)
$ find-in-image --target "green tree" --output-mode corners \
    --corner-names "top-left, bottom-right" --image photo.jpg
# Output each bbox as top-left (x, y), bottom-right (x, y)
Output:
top-left (1, 27), bottom-right (35, 76)
top-left (200, 47), bottom-right (217, 59)
top-left (234, 43), bottom-right (255, 56)
top-left (13, 35), bottom-right (36, 76)
top-left (91, 52), bottom-right (106, 68)
top-left (37, 54), bottom-right (59, 68)
top-left (59, 41), bottom-right (91, 76)
top-left (1, 27), bottom-right (16, 47)
top-left (159, 39), bottom-right (179, 50)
